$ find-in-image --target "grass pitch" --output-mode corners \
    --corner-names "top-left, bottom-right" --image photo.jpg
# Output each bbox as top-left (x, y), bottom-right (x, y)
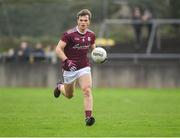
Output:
top-left (0, 87), bottom-right (180, 137)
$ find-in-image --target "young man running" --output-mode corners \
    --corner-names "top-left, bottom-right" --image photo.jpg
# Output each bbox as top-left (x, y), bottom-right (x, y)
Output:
top-left (54, 9), bottom-right (96, 126)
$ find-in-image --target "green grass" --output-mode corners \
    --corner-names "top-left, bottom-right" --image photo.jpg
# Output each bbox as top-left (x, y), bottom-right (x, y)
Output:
top-left (0, 87), bottom-right (180, 137)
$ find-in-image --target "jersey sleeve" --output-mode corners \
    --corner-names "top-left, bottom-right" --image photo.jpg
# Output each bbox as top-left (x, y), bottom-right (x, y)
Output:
top-left (91, 33), bottom-right (96, 45)
top-left (61, 32), bottom-right (70, 44)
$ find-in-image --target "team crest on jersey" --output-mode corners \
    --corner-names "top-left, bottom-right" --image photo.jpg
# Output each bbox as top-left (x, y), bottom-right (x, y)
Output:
top-left (88, 37), bottom-right (91, 41)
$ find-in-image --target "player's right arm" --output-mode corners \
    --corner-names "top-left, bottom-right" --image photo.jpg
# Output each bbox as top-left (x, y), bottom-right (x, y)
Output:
top-left (56, 40), bottom-right (77, 71)
top-left (56, 40), bottom-right (67, 61)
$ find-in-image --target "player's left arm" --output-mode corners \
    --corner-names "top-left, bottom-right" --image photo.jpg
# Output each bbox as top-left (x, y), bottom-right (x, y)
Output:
top-left (91, 43), bottom-right (96, 50)
top-left (90, 33), bottom-right (96, 50)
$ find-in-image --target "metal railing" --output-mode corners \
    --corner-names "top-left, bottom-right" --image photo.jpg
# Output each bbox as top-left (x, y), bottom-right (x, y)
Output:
top-left (107, 53), bottom-right (180, 61)
top-left (98, 19), bottom-right (180, 59)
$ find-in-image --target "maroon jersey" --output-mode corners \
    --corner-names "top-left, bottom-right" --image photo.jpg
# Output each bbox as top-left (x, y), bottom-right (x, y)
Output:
top-left (61, 26), bottom-right (95, 70)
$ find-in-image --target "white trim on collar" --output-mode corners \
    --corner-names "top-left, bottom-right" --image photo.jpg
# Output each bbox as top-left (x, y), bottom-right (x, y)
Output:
top-left (76, 26), bottom-right (87, 35)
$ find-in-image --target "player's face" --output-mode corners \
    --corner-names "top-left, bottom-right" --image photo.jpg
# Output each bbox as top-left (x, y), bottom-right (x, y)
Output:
top-left (77, 15), bottom-right (90, 33)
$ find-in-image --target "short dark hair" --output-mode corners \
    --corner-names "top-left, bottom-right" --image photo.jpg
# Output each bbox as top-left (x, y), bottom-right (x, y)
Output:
top-left (77, 9), bottom-right (92, 20)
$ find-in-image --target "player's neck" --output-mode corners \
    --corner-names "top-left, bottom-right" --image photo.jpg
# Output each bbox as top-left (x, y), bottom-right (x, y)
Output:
top-left (76, 26), bottom-right (87, 35)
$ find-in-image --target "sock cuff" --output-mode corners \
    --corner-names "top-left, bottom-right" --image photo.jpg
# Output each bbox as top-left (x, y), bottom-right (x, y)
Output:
top-left (85, 110), bottom-right (92, 118)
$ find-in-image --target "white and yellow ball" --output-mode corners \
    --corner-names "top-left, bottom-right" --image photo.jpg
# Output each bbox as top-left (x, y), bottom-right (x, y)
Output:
top-left (91, 47), bottom-right (107, 63)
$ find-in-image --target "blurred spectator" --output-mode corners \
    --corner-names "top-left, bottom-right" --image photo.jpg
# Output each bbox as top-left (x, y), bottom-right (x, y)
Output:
top-left (142, 8), bottom-right (153, 42)
top-left (17, 41), bottom-right (31, 62)
top-left (32, 42), bottom-right (45, 62)
top-left (132, 7), bottom-right (142, 49)
top-left (6, 48), bottom-right (16, 62)
top-left (1, 48), bottom-right (16, 62)
top-left (45, 45), bottom-right (57, 64)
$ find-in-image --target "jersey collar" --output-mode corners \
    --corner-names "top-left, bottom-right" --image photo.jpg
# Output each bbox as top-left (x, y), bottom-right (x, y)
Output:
top-left (76, 26), bottom-right (87, 35)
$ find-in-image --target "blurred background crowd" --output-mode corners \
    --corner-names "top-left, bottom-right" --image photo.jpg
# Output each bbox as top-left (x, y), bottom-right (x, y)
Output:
top-left (1, 40), bottom-right (57, 64)
top-left (0, 0), bottom-right (179, 61)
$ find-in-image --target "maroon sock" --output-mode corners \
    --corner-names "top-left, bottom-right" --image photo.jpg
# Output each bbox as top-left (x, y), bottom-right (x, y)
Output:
top-left (85, 110), bottom-right (92, 118)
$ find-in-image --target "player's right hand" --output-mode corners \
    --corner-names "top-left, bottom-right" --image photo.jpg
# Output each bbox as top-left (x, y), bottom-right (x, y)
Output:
top-left (63, 59), bottom-right (77, 71)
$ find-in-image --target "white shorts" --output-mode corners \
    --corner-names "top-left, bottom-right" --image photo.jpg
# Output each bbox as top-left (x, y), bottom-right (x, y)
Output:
top-left (63, 67), bottom-right (91, 84)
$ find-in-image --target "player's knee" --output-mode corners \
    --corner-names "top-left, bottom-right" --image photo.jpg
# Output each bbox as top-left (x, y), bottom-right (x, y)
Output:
top-left (82, 87), bottom-right (91, 97)
top-left (66, 93), bottom-right (73, 99)
top-left (64, 88), bottom-right (74, 99)
top-left (82, 85), bottom-right (91, 92)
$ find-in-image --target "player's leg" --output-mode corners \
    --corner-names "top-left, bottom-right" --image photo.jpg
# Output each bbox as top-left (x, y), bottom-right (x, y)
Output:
top-left (54, 81), bottom-right (75, 99)
top-left (62, 82), bottom-right (75, 99)
top-left (54, 81), bottom-right (62, 98)
top-left (78, 73), bottom-right (95, 126)
top-left (54, 69), bottom-right (77, 98)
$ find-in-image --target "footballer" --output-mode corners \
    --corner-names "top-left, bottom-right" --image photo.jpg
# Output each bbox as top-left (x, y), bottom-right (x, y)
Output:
top-left (54, 9), bottom-right (97, 126)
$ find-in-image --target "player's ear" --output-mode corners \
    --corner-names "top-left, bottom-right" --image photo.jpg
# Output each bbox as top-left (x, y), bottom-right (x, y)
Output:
top-left (87, 20), bottom-right (90, 26)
